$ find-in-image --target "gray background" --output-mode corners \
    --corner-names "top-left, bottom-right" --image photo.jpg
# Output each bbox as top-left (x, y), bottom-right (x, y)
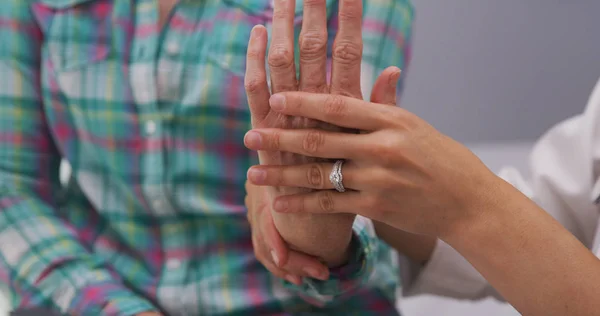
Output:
top-left (401, 0), bottom-right (600, 144)
top-left (398, 0), bottom-right (600, 315)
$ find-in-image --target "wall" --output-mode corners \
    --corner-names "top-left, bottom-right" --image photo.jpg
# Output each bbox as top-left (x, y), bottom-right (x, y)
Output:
top-left (401, 0), bottom-right (600, 143)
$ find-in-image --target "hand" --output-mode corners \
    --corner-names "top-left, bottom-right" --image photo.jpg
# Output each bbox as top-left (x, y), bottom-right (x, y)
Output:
top-left (244, 92), bottom-right (500, 238)
top-left (244, 69), bottom-right (400, 283)
top-left (245, 180), bottom-right (329, 285)
top-left (244, 0), bottom-right (389, 266)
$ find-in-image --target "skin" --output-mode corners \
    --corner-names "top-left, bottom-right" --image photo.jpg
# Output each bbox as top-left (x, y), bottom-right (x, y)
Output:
top-left (244, 0), bottom-right (382, 274)
top-left (245, 66), bottom-right (409, 282)
top-left (244, 92), bottom-right (600, 316)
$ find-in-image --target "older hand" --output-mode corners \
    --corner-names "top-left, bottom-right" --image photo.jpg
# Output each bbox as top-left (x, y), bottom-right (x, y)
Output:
top-left (244, 92), bottom-right (500, 238)
top-left (244, 68), bottom-right (402, 283)
top-left (244, 0), bottom-right (384, 266)
top-left (245, 180), bottom-right (329, 285)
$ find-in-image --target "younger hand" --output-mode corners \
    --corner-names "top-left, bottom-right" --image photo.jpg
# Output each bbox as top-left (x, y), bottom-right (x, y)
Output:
top-left (244, 91), bottom-right (498, 238)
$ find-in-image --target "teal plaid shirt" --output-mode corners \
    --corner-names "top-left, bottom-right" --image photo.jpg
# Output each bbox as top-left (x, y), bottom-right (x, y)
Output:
top-left (0, 0), bottom-right (413, 315)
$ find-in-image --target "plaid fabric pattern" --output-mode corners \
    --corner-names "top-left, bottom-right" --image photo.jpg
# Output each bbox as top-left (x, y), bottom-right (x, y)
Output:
top-left (0, 0), bottom-right (413, 315)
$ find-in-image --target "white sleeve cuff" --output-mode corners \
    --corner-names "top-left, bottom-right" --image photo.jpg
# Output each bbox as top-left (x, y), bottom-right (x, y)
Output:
top-left (401, 239), bottom-right (501, 301)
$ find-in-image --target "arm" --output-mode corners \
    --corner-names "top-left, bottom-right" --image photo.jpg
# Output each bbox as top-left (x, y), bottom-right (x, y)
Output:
top-left (391, 80), bottom-right (600, 304)
top-left (444, 176), bottom-right (600, 316)
top-left (244, 75), bottom-right (600, 315)
top-left (0, 2), bottom-right (157, 315)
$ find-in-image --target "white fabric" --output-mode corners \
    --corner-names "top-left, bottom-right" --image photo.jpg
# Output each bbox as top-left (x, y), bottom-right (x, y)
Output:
top-left (402, 77), bottom-right (600, 300)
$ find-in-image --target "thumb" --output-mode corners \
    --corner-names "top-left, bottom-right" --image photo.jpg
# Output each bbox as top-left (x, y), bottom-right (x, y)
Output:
top-left (370, 66), bottom-right (401, 106)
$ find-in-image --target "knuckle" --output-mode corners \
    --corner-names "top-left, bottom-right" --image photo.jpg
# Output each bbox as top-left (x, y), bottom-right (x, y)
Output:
top-left (306, 164), bottom-right (325, 189)
top-left (268, 46), bottom-right (295, 69)
top-left (323, 95), bottom-right (348, 120)
top-left (272, 169), bottom-right (285, 187)
top-left (332, 41), bottom-right (363, 65)
top-left (246, 48), bottom-right (262, 61)
top-left (373, 138), bottom-right (400, 165)
top-left (362, 194), bottom-right (378, 210)
top-left (362, 194), bottom-right (384, 217)
top-left (267, 131), bottom-right (282, 151)
top-left (338, 0), bottom-right (361, 20)
top-left (272, 5), bottom-right (290, 20)
top-left (244, 76), bottom-right (265, 94)
top-left (300, 84), bottom-right (328, 94)
top-left (304, 0), bottom-right (327, 6)
top-left (299, 31), bottom-right (328, 59)
top-left (331, 78), bottom-right (357, 97)
top-left (385, 108), bottom-right (419, 129)
top-left (302, 130), bottom-right (325, 154)
top-left (317, 191), bottom-right (335, 212)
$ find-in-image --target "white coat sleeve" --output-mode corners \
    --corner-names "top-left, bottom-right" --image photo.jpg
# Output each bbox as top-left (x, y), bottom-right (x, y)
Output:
top-left (400, 78), bottom-right (600, 300)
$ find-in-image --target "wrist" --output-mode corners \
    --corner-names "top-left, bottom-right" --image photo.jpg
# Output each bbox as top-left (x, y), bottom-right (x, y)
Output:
top-left (439, 174), bottom-right (513, 247)
top-left (272, 210), bottom-right (355, 266)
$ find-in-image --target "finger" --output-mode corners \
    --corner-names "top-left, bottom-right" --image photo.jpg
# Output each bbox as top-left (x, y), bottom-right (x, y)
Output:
top-left (245, 25), bottom-right (271, 124)
top-left (272, 190), bottom-right (366, 216)
top-left (261, 207), bottom-right (290, 268)
top-left (370, 67), bottom-right (401, 106)
top-left (252, 230), bottom-right (303, 285)
top-left (256, 244), bottom-right (303, 285)
top-left (247, 161), bottom-right (362, 191)
top-left (254, 215), bottom-right (329, 281)
top-left (298, 0), bottom-right (328, 92)
top-left (330, 0), bottom-right (364, 97)
top-left (283, 251), bottom-right (330, 281)
top-left (268, 92), bottom-right (396, 131)
top-left (244, 128), bottom-right (370, 160)
top-left (268, 0), bottom-right (298, 93)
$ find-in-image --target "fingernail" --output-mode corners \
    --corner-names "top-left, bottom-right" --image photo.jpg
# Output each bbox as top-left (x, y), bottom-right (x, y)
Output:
top-left (244, 131), bottom-right (262, 148)
top-left (304, 267), bottom-right (327, 280)
top-left (269, 94), bottom-right (286, 111)
top-left (270, 250), bottom-right (280, 267)
top-left (273, 199), bottom-right (288, 212)
top-left (389, 69), bottom-right (401, 86)
top-left (286, 274), bottom-right (302, 285)
top-left (247, 168), bottom-right (267, 184)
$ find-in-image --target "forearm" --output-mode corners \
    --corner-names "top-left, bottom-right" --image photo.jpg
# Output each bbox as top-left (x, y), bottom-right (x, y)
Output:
top-left (374, 221), bottom-right (436, 264)
top-left (444, 178), bottom-right (600, 316)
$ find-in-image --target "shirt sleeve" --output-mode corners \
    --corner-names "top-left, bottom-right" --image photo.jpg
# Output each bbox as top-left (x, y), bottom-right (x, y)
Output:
top-left (400, 78), bottom-right (600, 301)
top-left (0, 2), bottom-right (157, 315)
top-left (282, 216), bottom-right (399, 307)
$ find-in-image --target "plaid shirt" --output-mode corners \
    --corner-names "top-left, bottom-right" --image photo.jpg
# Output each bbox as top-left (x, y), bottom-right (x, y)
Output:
top-left (0, 0), bottom-right (413, 315)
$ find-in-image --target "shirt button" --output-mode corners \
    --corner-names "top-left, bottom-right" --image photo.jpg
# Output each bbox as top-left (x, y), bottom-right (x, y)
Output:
top-left (145, 120), bottom-right (157, 135)
top-left (166, 42), bottom-right (179, 56)
top-left (166, 259), bottom-right (182, 270)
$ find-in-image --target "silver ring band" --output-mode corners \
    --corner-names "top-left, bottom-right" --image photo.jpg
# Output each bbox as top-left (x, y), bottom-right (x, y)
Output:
top-left (329, 160), bottom-right (346, 192)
